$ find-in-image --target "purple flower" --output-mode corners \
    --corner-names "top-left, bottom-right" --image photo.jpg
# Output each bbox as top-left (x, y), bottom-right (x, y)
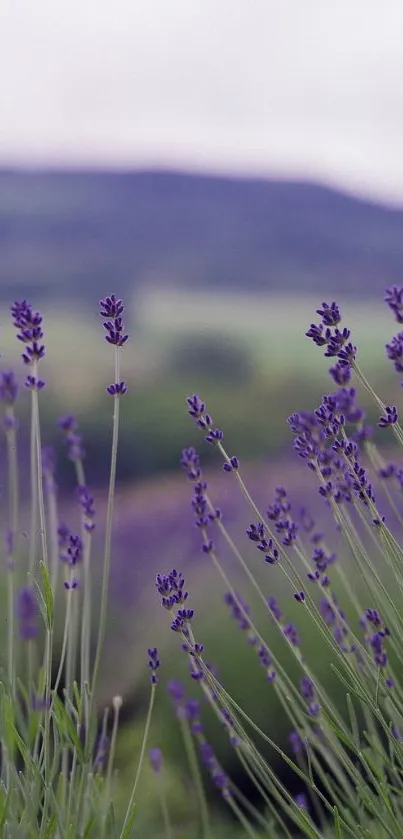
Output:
top-left (25, 375), bottom-right (45, 391)
top-left (167, 679), bottom-right (186, 712)
top-left (16, 587), bottom-right (38, 640)
top-left (205, 428), bottom-right (224, 444)
top-left (99, 295), bottom-right (128, 347)
top-left (148, 647), bottom-right (160, 685)
top-left (181, 450), bottom-right (220, 553)
top-left (267, 596), bottom-right (282, 622)
top-left (289, 729), bottom-right (305, 755)
top-left (386, 332), bottom-right (403, 373)
top-left (337, 342), bottom-right (357, 367)
top-left (11, 300), bottom-right (31, 329)
top-left (265, 486), bottom-right (299, 547)
top-left (329, 362), bottom-right (352, 385)
top-left (316, 302), bottom-right (341, 326)
top-left (324, 328), bottom-right (351, 358)
top-left (155, 569), bottom-right (189, 610)
top-left (0, 371), bottom-right (18, 406)
top-left (197, 736), bottom-right (231, 798)
top-left (58, 522), bottom-right (70, 549)
top-left (181, 699), bottom-right (230, 797)
top-left (283, 623), bottom-right (300, 647)
top-left (30, 693), bottom-right (51, 713)
top-left (275, 518), bottom-right (298, 546)
top-left (224, 592), bottom-right (276, 681)
top-left (191, 481), bottom-right (209, 529)
top-left (365, 608), bottom-right (382, 628)
top-left (385, 285), bottom-right (403, 323)
top-left (378, 405), bottom-right (398, 427)
top-left (99, 294), bottom-right (124, 319)
top-left (171, 608), bottom-right (195, 638)
top-left (392, 725), bottom-right (403, 741)
top-left (224, 591), bottom-right (251, 632)
top-left (306, 302), bottom-right (357, 376)
top-left (60, 532), bottom-right (83, 566)
top-left (64, 578), bottom-right (80, 590)
top-left (378, 463), bottom-right (395, 480)
top-left (222, 455), bottom-right (239, 472)
top-left (94, 734), bottom-right (110, 772)
top-left (247, 521), bottom-right (279, 564)
top-left (305, 322), bottom-right (327, 347)
top-left (106, 381), bottom-right (128, 396)
top-left (311, 547), bottom-right (336, 576)
top-left (185, 698), bottom-right (203, 733)
top-left (58, 414), bottom-right (85, 462)
top-left (77, 485), bottom-right (96, 532)
top-left (288, 410), bottom-right (326, 464)
top-left (319, 597), bottom-right (336, 627)
top-left (361, 609), bottom-right (390, 669)
top-left (300, 676), bottom-right (315, 702)
top-left (186, 393), bottom-right (224, 443)
top-left (11, 301), bottom-right (46, 387)
top-left (180, 447), bottom-right (202, 481)
top-left (149, 747), bottom-right (163, 774)
top-left (294, 792), bottom-right (309, 810)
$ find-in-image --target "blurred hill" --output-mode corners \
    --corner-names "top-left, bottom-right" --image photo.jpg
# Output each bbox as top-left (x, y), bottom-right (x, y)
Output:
top-left (0, 168), bottom-right (403, 305)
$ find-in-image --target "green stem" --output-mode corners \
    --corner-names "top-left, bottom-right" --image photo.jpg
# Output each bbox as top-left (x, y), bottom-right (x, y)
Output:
top-left (91, 348), bottom-right (121, 701)
top-left (52, 590), bottom-right (73, 701)
top-left (5, 415), bottom-right (19, 698)
top-left (179, 715), bottom-right (211, 839)
top-left (156, 774), bottom-right (173, 839)
top-left (120, 684), bottom-right (156, 837)
top-left (103, 695), bottom-right (122, 834)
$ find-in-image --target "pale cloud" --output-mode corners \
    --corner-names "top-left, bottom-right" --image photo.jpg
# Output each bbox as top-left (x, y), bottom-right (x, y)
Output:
top-left (1, 0), bottom-right (403, 201)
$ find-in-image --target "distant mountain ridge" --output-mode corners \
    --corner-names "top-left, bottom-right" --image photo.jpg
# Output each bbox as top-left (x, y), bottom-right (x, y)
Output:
top-left (0, 168), bottom-right (402, 306)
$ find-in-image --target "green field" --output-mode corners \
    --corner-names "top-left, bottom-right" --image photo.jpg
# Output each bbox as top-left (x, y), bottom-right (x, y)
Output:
top-left (0, 290), bottom-right (396, 395)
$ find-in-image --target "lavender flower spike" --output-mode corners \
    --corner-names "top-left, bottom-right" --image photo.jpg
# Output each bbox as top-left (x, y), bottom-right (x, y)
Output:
top-left (149, 747), bottom-right (163, 774)
top-left (17, 587), bottom-right (38, 640)
top-left (99, 294), bottom-right (128, 347)
top-left (148, 647), bottom-right (160, 685)
top-left (58, 414), bottom-right (86, 462)
top-left (78, 485), bottom-right (96, 532)
top-left (11, 300), bottom-right (46, 390)
top-left (378, 406), bottom-right (398, 428)
top-left (186, 394), bottom-right (224, 442)
top-left (385, 285), bottom-right (403, 323)
top-left (100, 294), bottom-right (129, 395)
top-left (0, 371), bottom-right (18, 406)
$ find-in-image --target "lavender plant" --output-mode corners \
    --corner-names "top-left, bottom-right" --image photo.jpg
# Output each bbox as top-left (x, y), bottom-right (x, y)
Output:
top-left (153, 287), bottom-right (403, 838)
top-left (0, 295), bottom-right (159, 838)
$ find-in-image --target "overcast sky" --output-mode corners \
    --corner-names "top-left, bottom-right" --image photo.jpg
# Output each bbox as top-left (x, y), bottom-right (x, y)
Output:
top-left (1, 1), bottom-right (403, 203)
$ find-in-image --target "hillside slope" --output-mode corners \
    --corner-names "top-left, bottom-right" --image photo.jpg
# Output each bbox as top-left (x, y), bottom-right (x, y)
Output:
top-left (0, 169), bottom-right (402, 305)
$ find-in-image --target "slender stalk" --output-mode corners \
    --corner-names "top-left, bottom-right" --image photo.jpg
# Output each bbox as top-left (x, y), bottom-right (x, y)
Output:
top-left (91, 347), bottom-right (121, 699)
top-left (155, 773), bottom-right (173, 839)
top-left (80, 527), bottom-right (93, 720)
top-left (102, 695), bottom-right (122, 836)
top-left (52, 590), bottom-right (73, 701)
top-left (120, 684), bottom-right (156, 837)
top-left (178, 714), bottom-right (211, 839)
top-left (5, 412), bottom-right (19, 698)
